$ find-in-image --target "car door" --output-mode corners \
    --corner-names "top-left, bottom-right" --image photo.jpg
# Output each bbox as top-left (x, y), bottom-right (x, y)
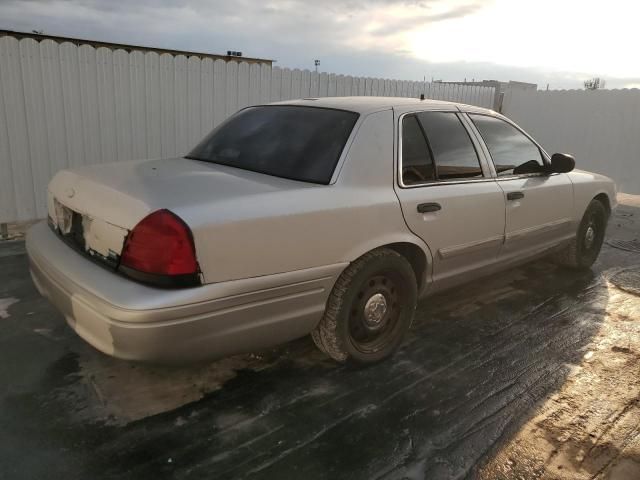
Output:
top-left (393, 109), bottom-right (506, 291)
top-left (466, 113), bottom-right (574, 261)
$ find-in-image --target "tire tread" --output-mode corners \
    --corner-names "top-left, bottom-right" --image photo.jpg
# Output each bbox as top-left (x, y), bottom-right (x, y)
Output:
top-left (312, 248), bottom-right (409, 363)
top-left (552, 199), bottom-right (607, 269)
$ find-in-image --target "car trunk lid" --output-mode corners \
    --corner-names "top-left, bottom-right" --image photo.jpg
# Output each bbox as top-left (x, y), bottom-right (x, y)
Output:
top-left (47, 157), bottom-right (314, 270)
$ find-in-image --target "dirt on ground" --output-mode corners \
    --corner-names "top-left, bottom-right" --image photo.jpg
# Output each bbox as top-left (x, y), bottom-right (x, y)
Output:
top-left (479, 268), bottom-right (640, 479)
top-left (479, 195), bottom-right (640, 480)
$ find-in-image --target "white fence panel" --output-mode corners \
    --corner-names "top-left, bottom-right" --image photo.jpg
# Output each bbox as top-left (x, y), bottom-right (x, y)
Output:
top-left (309, 71), bottom-right (319, 97)
top-left (200, 58), bottom-right (215, 141)
top-left (114, 48), bottom-right (134, 162)
top-left (0, 36), bottom-right (496, 223)
top-left (96, 47), bottom-right (118, 164)
top-left (237, 61), bottom-right (250, 112)
top-left (327, 74), bottom-right (336, 97)
top-left (130, 51), bottom-right (148, 160)
top-left (159, 53), bottom-right (175, 158)
top-left (212, 59), bottom-right (227, 127)
top-left (59, 42), bottom-right (83, 169)
top-left (300, 69), bottom-right (311, 98)
top-left (259, 64), bottom-right (271, 104)
top-left (174, 55), bottom-right (189, 155)
top-left (190, 56), bottom-right (205, 146)
top-left (0, 39), bottom-right (18, 223)
top-left (502, 88), bottom-right (640, 194)
top-left (336, 75), bottom-right (345, 97)
top-left (281, 67), bottom-right (292, 100)
top-left (225, 60), bottom-right (238, 119)
top-left (270, 66), bottom-right (281, 102)
top-left (144, 52), bottom-right (162, 159)
top-left (290, 69), bottom-right (299, 99)
top-left (1, 36), bottom-right (37, 221)
top-left (21, 38), bottom-right (50, 216)
top-left (41, 41), bottom-right (68, 182)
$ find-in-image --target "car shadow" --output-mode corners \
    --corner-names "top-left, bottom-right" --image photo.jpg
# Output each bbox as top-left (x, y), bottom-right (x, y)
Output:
top-left (4, 202), bottom-right (640, 479)
top-left (48, 257), bottom-right (610, 480)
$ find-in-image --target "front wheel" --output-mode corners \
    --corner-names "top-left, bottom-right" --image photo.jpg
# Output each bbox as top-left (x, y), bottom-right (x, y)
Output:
top-left (552, 199), bottom-right (608, 269)
top-left (311, 248), bottom-right (418, 364)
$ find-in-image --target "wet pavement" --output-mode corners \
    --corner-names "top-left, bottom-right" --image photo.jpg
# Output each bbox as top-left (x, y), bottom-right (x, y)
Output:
top-left (1, 199), bottom-right (639, 480)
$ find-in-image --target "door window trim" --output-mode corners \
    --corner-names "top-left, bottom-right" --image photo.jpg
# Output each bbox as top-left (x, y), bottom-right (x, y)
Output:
top-left (397, 110), bottom-right (493, 189)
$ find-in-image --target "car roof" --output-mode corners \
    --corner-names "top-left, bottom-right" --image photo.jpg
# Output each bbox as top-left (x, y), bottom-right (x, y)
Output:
top-left (269, 96), bottom-right (496, 115)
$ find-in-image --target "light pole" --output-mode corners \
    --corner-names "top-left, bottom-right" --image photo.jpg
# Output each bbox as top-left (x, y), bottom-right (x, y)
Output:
top-left (314, 59), bottom-right (320, 73)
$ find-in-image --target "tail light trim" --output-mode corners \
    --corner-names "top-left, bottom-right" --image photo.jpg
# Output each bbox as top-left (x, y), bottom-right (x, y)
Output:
top-left (118, 263), bottom-right (202, 288)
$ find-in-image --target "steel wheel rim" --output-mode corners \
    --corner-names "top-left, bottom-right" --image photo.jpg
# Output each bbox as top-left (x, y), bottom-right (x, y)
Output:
top-left (348, 273), bottom-right (402, 354)
top-left (583, 211), bottom-right (603, 252)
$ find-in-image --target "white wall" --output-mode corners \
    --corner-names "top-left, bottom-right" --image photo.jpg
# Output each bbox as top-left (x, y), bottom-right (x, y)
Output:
top-left (502, 88), bottom-right (640, 194)
top-left (0, 36), bottom-right (496, 224)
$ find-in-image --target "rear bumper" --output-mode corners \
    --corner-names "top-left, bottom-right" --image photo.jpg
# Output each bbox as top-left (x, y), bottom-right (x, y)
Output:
top-left (26, 222), bottom-right (345, 363)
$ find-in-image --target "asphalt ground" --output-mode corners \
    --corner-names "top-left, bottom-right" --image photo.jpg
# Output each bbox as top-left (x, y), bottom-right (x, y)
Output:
top-left (1, 198), bottom-right (639, 480)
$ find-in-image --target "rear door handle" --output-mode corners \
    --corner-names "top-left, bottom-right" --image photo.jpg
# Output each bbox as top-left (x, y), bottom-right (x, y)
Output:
top-left (417, 202), bottom-right (442, 213)
top-left (507, 191), bottom-right (525, 201)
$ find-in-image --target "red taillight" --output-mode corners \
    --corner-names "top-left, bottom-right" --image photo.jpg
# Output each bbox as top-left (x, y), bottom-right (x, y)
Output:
top-left (119, 209), bottom-right (199, 286)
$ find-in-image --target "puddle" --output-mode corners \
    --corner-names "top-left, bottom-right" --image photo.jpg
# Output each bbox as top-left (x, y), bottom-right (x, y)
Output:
top-left (609, 266), bottom-right (640, 296)
top-left (0, 297), bottom-right (18, 319)
top-left (53, 343), bottom-right (288, 426)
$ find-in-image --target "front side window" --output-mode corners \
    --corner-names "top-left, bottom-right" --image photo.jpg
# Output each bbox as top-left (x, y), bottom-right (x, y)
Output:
top-left (469, 114), bottom-right (544, 176)
top-left (417, 112), bottom-right (482, 180)
top-left (188, 106), bottom-right (359, 184)
top-left (401, 111), bottom-right (483, 185)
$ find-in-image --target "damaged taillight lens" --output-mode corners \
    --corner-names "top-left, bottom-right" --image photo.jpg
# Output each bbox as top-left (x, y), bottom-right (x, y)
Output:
top-left (119, 209), bottom-right (200, 287)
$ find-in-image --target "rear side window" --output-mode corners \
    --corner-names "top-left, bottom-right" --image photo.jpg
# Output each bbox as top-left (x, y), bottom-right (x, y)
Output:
top-left (401, 111), bottom-right (482, 185)
top-left (417, 112), bottom-right (482, 180)
top-left (469, 114), bottom-right (544, 176)
top-left (188, 106), bottom-right (359, 184)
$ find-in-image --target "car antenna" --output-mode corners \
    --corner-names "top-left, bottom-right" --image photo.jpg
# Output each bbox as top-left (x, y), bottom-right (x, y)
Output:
top-left (420, 93), bottom-right (425, 100)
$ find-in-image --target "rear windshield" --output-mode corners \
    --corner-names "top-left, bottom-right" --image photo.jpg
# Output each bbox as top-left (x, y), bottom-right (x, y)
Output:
top-left (187, 106), bottom-right (359, 184)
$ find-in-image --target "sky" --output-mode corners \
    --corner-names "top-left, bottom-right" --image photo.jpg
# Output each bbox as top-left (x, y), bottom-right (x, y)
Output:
top-left (1, 0), bottom-right (639, 90)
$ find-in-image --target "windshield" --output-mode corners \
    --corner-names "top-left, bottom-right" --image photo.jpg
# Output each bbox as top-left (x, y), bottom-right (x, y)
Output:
top-left (187, 106), bottom-right (359, 184)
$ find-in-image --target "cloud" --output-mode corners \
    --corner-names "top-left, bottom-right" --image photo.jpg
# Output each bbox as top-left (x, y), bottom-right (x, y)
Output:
top-left (369, 3), bottom-right (485, 36)
top-left (0, 0), bottom-right (488, 73)
top-left (1, 0), bottom-right (490, 47)
top-left (1, 0), bottom-right (638, 89)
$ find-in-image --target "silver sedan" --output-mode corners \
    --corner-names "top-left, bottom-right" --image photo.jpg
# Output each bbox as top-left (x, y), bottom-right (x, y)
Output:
top-left (27, 97), bottom-right (617, 364)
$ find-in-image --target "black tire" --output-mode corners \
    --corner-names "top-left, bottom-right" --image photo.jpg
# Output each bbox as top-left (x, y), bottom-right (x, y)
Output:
top-left (553, 199), bottom-right (608, 269)
top-left (311, 248), bottom-right (418, 364)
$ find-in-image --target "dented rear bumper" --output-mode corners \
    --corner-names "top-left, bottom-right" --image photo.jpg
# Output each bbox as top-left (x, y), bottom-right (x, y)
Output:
top-left (26, 222), bottom-right (344, 363)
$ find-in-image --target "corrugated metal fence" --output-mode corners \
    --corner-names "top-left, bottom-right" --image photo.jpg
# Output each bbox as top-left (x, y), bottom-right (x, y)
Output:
top-left (0, 36), bottom-right (496, 223)
top-left (502, 88), bottom-right (640, 194)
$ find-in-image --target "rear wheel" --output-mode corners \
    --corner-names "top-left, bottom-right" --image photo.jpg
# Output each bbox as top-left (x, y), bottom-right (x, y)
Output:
top-left (553, 199), bottom-right (608, 269)
top-left (311, 248), bottom-right (418, 364)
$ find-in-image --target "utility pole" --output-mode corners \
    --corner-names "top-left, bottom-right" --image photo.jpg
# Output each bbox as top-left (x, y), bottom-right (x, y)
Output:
top-left (314, 59), bottom-right (320, 73)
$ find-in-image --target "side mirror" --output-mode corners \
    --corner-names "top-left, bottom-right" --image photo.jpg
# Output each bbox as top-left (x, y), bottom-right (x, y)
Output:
top-left (550, 153), bottom-right (575, 173)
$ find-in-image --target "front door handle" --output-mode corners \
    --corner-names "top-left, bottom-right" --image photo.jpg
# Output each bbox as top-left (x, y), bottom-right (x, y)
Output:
top-left (507, 191), bottom-right (525, 201)
top-left (417, 202), bottom-right (442, 213)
